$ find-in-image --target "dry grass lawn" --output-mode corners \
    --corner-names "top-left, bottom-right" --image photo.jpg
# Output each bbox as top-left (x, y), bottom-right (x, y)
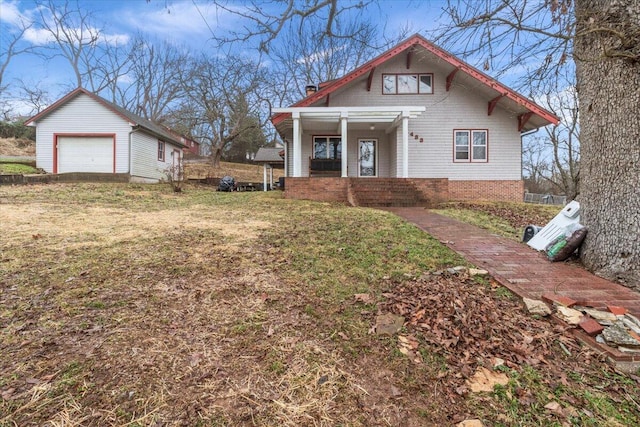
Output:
top-left (1, 183), bottom-right (639, 426)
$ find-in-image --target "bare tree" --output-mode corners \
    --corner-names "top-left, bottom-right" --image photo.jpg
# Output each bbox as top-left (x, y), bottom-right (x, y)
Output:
top-left (115, 35), bottom-right (189, 123)
top-left (16, 80), bottom-right (52, 116)
top-left (0, 19), bottom-right (35, 93)
top-left (435, 0), bottom-right (574, 92)
top-left (208, 0), bottom-right (376, 52)
top-left (438, 0), bottom-right (640, 288)
top-left (180, 54), bottom-right (269, 167)
top-left (523, 76), bottom-right (580, 199)
top-left (269, 17), bottom-right (392, 104)
top-left (34, 0), bottom-right (127, 92)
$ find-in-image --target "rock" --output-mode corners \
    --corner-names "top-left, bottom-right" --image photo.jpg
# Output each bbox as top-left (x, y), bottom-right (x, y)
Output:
top-left (492, 357), bottom-right (505, 368)
top-left (602, 322), bottom-right (640, 348)
top-left (579, 307), bottom-right (617, 324)
top-left (523, 298), bottom-right (552, 316)
top-left (622, 314), bottom-right (640, 334)
top-left (466, 366), bottom-right (509, 393)
top-left (457, 420), bottom-right (484, 427)
top-left (556, 306), bottom-right (584, 325)
top-left (469, 268), bottom-right (489, 276)
top-left (375, 313), bottom-right (404, 336)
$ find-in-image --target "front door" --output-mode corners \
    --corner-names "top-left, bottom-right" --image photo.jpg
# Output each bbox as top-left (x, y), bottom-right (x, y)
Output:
top-left (358, 139), bottom-right (377, 177)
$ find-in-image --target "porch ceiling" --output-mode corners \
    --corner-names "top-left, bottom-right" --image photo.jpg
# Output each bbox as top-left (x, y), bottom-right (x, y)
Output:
top-left (272, 106), bottom-right (426, 134)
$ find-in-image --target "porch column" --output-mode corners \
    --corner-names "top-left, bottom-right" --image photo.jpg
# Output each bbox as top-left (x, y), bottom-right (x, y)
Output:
top-left (263, 163), bottom-right (268, 191)
top-left (401, 111), bottom-right (409, 178)
top-left (292, 111), bottom-right (302, 177)
top-left (340, 111), bottom-right (348, 177)
top-left (270, 166), bottom-right (273, 189)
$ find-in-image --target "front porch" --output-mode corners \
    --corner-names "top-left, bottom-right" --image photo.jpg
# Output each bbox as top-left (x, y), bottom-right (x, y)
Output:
top-left (271, 106), bottom-right (426, 179)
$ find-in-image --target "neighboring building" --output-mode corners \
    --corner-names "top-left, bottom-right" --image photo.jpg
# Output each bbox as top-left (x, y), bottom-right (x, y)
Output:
top-left (253, 147), bottom-right (285, 191)
top-left (271, 34), bottom-right (559, 206)
top-left (179, 135), bottom-right (200, 155)
top-left (25, 88), bottom-right (186, 183)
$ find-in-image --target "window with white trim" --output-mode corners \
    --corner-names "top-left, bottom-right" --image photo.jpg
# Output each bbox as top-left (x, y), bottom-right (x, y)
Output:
top-left (454, 130), bottom-right (487, 162)
top-left (158, 141), bottom-right (165, 161)
top-left (313, 136), bottom-right (342, 159)
top-left (382, 73), bottom-right (433, 94)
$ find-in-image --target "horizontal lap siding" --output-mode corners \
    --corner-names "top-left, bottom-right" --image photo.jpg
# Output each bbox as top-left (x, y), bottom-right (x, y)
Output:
top-left (131, 132), bottom-right (181, 181)
top-left (35, 94), bottom-right (131, 173)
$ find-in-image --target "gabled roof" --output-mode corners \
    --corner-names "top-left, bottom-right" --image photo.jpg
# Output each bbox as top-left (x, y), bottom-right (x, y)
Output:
top-left (254, 147), bottom-right (285, 163)
top-left (25, 88), bottom-right (186, 147)
top-left (272, 34), bottom-right (559, 132)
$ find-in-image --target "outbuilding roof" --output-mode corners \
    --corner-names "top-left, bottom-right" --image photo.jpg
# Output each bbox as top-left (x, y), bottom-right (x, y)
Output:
top-left (25, 88), bottom-right (186, 147)
top-left (254, 147), bottom-right (285, 163)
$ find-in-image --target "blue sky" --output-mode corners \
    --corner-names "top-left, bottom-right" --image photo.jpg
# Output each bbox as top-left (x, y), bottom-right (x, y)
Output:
top-left (0, 0), bottom-right (462, 115)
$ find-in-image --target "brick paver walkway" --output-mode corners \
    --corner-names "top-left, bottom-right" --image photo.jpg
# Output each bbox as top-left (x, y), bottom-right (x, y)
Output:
top-left (386, 208), bottom-right (640, 319)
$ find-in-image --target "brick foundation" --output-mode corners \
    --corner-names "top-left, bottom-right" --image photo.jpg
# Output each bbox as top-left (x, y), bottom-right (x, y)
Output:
top-left (284, 178), bottom-right (524, 205)
top-left (284, 178), bottom-right (349, 203)
top-left (448, 180), bottom-right (524, 202)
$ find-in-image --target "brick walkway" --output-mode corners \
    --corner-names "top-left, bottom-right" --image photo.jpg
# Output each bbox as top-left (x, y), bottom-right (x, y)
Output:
top-left (386, 207), bottom-right (640, 319)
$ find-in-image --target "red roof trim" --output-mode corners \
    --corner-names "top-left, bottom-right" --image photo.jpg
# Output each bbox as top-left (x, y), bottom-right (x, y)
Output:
top-left (272, 34), bottom-right (559, 127)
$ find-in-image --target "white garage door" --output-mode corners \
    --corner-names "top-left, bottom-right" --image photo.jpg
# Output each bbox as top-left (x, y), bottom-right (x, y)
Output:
top-left (58, 136), bottom-right (114, 173)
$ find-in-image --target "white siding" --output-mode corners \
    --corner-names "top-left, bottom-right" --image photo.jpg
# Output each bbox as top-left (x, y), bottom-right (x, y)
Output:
top-left (316, 53), bottom-right (523, 180)
top-left (131, 131), bottom-right (181, 182)
top-left (34, 93), bottom-right (131, 173)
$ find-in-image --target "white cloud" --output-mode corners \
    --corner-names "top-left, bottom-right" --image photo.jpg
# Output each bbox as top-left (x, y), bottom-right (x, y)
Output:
top-left (0, 0), bottom-right (29, 27)
top-left (120, 1), bottom-right (239, 44)
top-left (23, 27), bottom-right (55, 44)
top-left (23, 25), bottom-right (129, 46)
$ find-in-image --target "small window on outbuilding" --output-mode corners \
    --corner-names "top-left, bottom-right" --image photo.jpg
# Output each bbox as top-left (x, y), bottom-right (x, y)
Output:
top-left (158, 141), bottom-right (165, 161)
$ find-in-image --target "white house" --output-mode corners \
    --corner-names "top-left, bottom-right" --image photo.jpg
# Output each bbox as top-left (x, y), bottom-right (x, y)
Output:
top-left (271, 34), bottom-right (559, 206)
top-left (25, 88), bottom-right (186, 183)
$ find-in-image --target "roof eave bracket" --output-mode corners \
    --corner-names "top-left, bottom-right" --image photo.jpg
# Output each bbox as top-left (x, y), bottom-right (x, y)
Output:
top-left (518, 112), bottom-right (534, 132)
top-left (366, 67), bottom-right (376, 92)
top-left (488, 95), bottom-right (504, 116)
top-left (446, 68), bottom-right (459, 91)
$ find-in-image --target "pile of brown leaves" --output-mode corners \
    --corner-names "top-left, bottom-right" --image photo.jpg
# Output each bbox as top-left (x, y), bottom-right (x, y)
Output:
top-left (378, 270), bottom-right (601, 396)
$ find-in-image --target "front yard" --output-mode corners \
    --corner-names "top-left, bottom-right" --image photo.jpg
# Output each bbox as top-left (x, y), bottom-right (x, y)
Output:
top-left (1, 183), bottom-right (638, 426)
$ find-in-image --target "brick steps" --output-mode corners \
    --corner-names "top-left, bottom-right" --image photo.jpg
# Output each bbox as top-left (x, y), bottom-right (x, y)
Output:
top-left (348, 178), bottom-right (425, 207)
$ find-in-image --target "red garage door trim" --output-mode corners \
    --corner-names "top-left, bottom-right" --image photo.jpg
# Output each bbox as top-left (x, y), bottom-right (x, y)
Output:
top-left (53, 133), bottom-right (116, 174)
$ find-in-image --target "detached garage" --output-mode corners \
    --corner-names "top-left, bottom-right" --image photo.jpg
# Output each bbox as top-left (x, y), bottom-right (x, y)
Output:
top-left (25, 88), bottom-right (186, 182)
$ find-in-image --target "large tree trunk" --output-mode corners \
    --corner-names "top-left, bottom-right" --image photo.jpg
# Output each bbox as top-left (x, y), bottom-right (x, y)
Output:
top-left (574, 0), bottom-right (640, 289)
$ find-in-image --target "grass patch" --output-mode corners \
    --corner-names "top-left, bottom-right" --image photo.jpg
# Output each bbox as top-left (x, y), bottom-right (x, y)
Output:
top-left (0, 163), bottom-right (38, 174)
top-left (0, 183), bottom-right (638, 426)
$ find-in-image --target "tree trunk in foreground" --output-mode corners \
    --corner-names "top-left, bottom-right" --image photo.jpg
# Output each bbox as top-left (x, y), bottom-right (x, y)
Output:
top-left (574, 0), bottom-right (640, 289)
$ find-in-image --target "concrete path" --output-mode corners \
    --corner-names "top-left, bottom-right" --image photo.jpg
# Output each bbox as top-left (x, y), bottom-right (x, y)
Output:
top-left (386, 207), bottom-right (640, 319)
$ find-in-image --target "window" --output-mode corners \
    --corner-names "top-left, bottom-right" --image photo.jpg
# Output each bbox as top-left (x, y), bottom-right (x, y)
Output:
top-left (383, 73), bottom-right (433, 94)
top-left (313, 136), bottom-right (342, 159)
top-left (158, 141), bottom-right (165, 161)
top-left (454, 130), bottom-right (488, 162)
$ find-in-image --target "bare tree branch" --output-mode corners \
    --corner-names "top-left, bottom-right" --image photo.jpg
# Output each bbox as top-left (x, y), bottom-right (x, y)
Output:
top-left (206, 0), bottom-right (375, 52)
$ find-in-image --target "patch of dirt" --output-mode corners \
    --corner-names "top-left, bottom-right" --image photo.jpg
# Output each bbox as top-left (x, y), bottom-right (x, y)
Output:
top-left (0, 137), bottom-right (35, 156)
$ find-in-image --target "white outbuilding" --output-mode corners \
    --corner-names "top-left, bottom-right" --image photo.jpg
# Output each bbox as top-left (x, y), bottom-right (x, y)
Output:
top-left (25, 88), bottom-right (186, 183)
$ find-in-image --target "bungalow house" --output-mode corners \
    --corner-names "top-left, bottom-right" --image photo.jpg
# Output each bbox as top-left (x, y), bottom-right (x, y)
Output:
top-left (271, 34), bottom-right (559, 206)
top-left (25, 88), bottom-right (186, 183)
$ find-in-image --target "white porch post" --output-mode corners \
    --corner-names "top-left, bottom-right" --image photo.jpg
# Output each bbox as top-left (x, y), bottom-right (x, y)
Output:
top-left (263, 164), bottom-right (268, 191)
top-left (269, 166), bottom-right (273, 189)
top-left (292, 111), bottom-right (302, 177)
top-left (340, 111), bottom-right (348, 177)
top-left (401, 111), bottom-right (409, 178)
